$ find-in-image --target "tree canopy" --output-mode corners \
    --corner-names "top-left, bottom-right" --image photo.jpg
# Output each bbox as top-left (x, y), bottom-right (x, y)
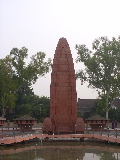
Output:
top-left (11, 95), bottom-right (50, 122)
top-left (75, 36), bottom-right (120, 118)
top-left (0, 47), bottom-right (52, 118)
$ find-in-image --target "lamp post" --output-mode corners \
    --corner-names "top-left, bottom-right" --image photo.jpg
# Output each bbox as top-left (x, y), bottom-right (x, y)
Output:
top-left (58, 126), bottom-right (59, 135)
top-left (101, 126), bottom-right (102, 136)
top-left (39, 104), bottom-right (43, 122)
top-left (25, 126), bottom-right (26, 135)
top-left (53, 126), bottom-right (54, 135)
top-left (75, 125), bottom-right (76, 134)
top-left (13, 127), bottom-right (15, 138)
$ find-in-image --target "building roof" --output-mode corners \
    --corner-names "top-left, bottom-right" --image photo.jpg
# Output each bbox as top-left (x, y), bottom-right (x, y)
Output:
top-left (86, 115), bottom-right (109, 120)
top-left (0, 117), bottom-right (6, 120)
top-left (14, 115), bottom-right (36, 120)
top-left (77, 98), bottom-right (120, 113)
top-left (78, 98), bottom-right (120, 108)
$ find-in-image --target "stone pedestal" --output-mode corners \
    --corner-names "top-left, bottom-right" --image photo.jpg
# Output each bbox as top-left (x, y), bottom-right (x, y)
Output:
top-left (86, 115), bottom-right (110, 130)
top-left (0, 117), bottom-right (6, 127)
top-left (14, 115), bottom-right (37, 131)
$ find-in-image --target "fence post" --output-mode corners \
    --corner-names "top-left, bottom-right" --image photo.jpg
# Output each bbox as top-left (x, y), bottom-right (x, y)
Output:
top-left (13, 127), bottom-right (15, 138)
top-left (107, 127), bottom-right (109, 137)
top-left (42, 126), bottom-right (43, 135)
top-left (2, 128), bottom-right (3, 139)
top-left (101, 126), bottom-right (102, 136)
top-left (86, 126), bottom-right (87, 134)
top-left (58, 126), bottom-right (59, 135)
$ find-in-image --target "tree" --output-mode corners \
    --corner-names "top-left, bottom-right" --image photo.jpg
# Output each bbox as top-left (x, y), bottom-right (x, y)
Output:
top-left (38, 96), bottom-right (50, 122)
top-left (89, 99), bottom-right (106, 118)
top-left (0, 47), bottom-right (52, 118)
top-left (96, 152), bottom-right (116, 160)
top-left (109, 106), bottom-right (120, 122)
top-left (0, 58), bottom-right (16, 117)
top-left (10, 47), bottom-right (52, 86)
top-left (75, 36), bottom-right (120, 118)
top-left (6, 94), bottom-right (50, 122)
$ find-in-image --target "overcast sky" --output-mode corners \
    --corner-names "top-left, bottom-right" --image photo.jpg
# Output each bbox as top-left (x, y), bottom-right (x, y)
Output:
top-left (0, 0), bottom-right (120, 99)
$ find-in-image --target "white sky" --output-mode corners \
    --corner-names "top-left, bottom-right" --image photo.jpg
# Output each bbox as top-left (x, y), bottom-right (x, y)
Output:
top-left (0, 0), bottom-right (120, 99)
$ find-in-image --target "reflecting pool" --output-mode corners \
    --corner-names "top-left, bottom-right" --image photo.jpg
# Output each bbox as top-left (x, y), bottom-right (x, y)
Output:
top-left (0, 141), bottom-right (120, 160)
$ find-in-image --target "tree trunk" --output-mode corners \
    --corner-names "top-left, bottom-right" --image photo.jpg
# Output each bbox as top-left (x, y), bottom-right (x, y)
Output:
top-left (106, 110), bottom-right (108, 119)
top-left (106, 89), bottom-right (110, 119)
top-left (2, 106), bottom-right (6, 118)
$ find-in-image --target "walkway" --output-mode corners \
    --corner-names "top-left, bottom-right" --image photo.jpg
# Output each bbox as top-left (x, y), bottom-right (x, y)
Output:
top-left (0, 133), bottom-right (120, 145)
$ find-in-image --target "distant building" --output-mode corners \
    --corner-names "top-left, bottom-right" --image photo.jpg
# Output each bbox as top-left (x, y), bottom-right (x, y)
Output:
top-left (77, 99), bottom-right (95, 113)
top-left (77, 98), bottom-right (120, 113)
top-left (111, 98), bottom-right (120, 109)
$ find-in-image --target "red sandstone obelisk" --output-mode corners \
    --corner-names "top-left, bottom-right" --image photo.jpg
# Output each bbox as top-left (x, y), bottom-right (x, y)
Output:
top-left (43, 38), bottom-right (84, 134)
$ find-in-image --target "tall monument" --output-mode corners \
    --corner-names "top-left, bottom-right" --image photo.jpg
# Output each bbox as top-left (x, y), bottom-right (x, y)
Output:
top-left (43, 38), bottom-right (85, 134)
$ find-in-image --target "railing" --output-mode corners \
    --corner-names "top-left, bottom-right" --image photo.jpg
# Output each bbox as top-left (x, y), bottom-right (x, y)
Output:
top-left (85, 127), bottom-right (120, 138)
top-left (0, 127), bottom-right (120, 139)
top-left (0, 127), bottom-right (40, 139)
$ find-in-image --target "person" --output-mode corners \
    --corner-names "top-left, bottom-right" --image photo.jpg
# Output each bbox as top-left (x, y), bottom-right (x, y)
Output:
top-left (112, 121), bottom-right (115, 129)
top-left (114, 120), bottom-right (117, 128)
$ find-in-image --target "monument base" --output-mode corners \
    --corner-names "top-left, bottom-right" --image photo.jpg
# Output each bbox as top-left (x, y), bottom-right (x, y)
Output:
top-left (42, 117), bottom-right (85, 135)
